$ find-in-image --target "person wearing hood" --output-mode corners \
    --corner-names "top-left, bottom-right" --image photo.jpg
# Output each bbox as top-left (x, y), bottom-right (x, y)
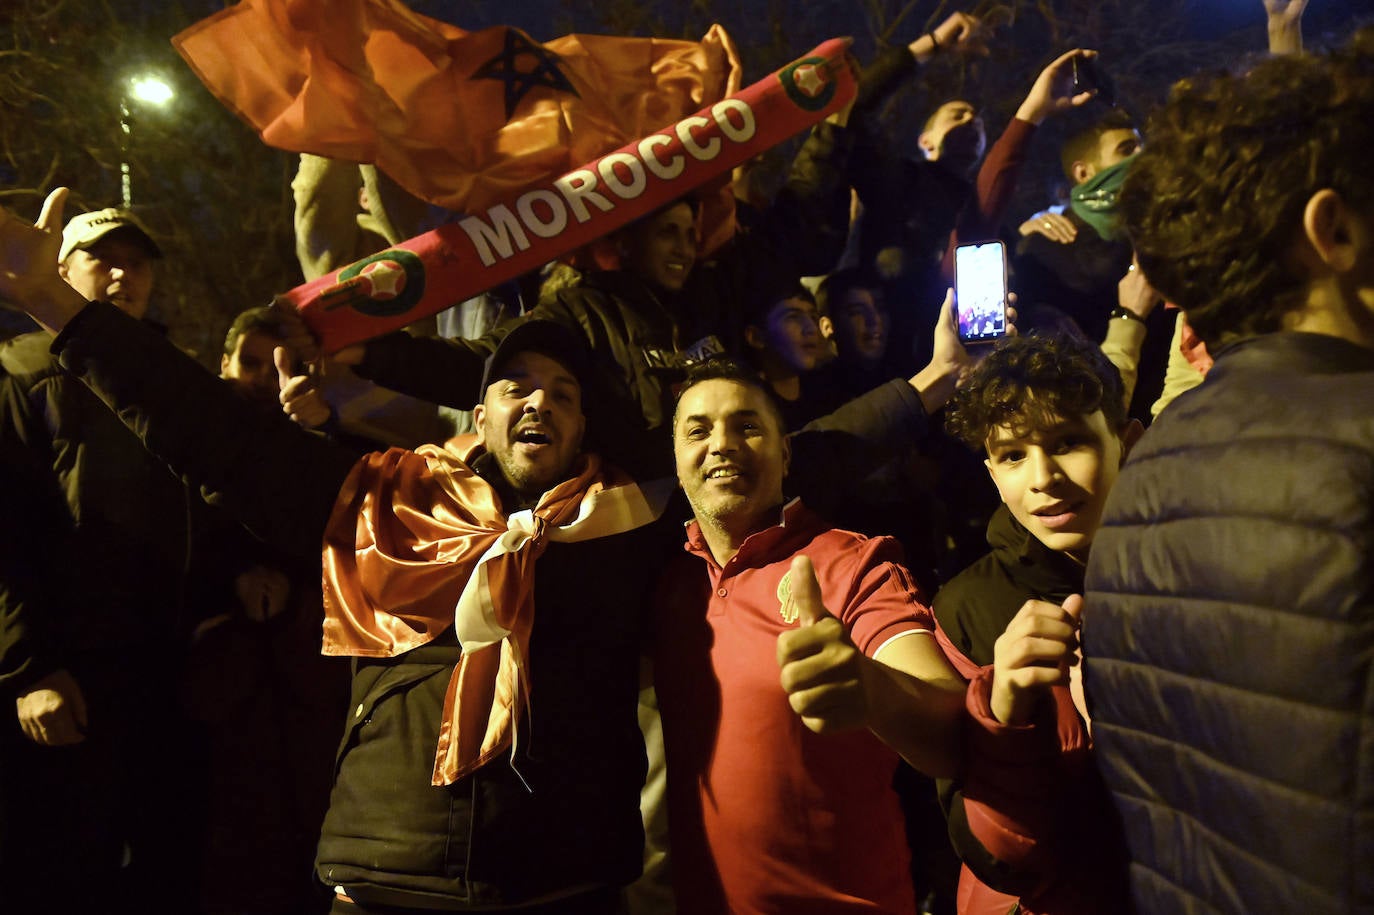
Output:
top-left (928, 333), bottom-right (1142, 915)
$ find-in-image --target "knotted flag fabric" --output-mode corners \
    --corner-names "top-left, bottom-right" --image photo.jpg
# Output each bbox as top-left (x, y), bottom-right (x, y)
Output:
top-left (321, 442), bottom-right (675, 784)
top-left (279, 37), bottom-right (857, 353)
top-left (172, 0), bottom-right (742, 217)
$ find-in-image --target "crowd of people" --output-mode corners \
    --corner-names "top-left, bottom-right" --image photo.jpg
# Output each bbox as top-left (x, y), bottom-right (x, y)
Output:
top-left (2, 1), bottom-right (1372, 914)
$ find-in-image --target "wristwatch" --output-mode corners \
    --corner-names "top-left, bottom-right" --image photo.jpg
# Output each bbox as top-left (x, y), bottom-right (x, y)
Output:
top-left (1109, 306), bottom-right (1146, 324)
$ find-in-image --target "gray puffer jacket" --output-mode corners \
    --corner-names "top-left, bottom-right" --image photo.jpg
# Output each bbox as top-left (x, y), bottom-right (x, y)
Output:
top-left (1085, 331), bottom-right (1374, 915)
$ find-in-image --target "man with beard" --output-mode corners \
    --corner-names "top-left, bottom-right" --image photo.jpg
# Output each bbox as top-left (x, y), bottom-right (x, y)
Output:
top-left (0, 179), bottom-right (996, 913)
top-left (0, 188), bottom-right (691, 911)
top-left (654, 357), bottom-right (966, 914)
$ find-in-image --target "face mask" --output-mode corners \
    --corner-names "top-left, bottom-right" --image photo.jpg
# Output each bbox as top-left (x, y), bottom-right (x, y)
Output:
top-left (1070, 158), bottom-right (1132, 241)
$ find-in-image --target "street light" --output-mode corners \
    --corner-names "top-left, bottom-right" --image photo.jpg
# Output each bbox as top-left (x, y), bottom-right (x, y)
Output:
top-left (120, 73), bottom-right (174, 207)
top-left (129, 75), bottom-right (175, 107)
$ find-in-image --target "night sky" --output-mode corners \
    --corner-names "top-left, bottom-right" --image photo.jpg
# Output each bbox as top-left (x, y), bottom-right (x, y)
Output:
top-left (1189, 0), bottom-right (1366, 40)
top-left (420, 0), bottom-right (1370, 48)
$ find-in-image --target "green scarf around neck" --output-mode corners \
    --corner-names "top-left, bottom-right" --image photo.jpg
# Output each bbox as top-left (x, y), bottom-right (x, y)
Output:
top-left (1070, 158), bottom-right (1132, 241)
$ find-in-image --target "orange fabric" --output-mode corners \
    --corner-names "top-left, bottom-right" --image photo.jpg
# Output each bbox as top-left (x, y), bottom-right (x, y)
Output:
top-left (173, 0), bottom-right (741, 221)
top-left (320, 441), bottom-right (659, 784)
top-left (956, 865), bottom-right (1020, 915)
top-left (274, 37), bottom-right (857, 353)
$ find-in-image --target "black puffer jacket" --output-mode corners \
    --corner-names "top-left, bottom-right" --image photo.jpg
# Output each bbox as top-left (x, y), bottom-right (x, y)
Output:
top-left (1085, 331), bottom-right (1374, 915)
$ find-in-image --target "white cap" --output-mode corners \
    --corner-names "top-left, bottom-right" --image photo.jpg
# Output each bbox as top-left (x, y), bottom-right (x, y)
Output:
top-left (58, 208), bottom-right (162, 263)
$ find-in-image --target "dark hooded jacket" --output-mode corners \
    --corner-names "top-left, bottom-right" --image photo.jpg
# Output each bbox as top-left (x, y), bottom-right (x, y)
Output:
top-left (932, 505), bottom-right (1129, 915)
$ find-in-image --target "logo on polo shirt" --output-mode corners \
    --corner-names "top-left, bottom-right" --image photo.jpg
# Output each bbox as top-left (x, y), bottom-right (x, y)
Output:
top-left (777, 570), bottom-right (798, 624)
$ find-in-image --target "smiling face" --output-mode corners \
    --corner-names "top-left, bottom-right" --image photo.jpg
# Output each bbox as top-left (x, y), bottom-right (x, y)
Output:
top-left (474, 350), bottom-right (586, 500)
top-left (621, 201), bottom-right (697, 293)
top-left (674, 377), bottom-right (790, 555)
top-left (983, 407), bottom-right (1129, 564)
top-left (59, 232), bottom-right (155, 319)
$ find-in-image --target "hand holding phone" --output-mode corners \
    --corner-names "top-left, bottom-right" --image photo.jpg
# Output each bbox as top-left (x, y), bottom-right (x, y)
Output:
top-left (1072, 54), bottom-right (1117, 107)
top-left (954, 241), bottom-right (1009, 345)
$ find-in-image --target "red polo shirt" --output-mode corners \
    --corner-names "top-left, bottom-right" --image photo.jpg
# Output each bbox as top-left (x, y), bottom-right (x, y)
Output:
top-left (654, 500), bottom-right (932, 914)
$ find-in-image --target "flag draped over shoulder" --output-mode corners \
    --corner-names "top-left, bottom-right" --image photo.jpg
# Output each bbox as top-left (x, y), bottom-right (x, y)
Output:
top-left (320, 442), bottom-right (674, 785)
top-left (172, 0), bottom-right (742, 216)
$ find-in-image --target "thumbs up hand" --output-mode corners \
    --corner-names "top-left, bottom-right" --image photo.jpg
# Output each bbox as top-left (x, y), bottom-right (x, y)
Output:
top-left (776, 555), bottom-right (870, 734)
top-left (989, 595), bottom-right (1084, 726)
top-left (275, 346), bottom-right (332, 430)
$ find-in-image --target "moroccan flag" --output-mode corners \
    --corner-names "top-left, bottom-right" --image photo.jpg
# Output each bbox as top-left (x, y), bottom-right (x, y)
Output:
top-left (172, 0), bottom-right (741, 217)
top-left (282, 38), bottom-right (857, 354)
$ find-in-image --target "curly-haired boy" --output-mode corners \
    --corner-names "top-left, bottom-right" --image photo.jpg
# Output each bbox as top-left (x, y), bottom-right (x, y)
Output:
top-left (931, 332), bottom-right (1141, 915)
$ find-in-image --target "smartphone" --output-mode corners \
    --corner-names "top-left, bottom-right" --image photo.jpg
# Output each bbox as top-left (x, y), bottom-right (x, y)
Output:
top-left (954, 241), bottom-right (1009, 345)
top-left (1072, 54), bottom-right (1117, 107)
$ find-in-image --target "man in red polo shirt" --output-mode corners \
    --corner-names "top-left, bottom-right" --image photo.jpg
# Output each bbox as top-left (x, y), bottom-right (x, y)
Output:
top-left (654, 357), bottom-right (965, 914)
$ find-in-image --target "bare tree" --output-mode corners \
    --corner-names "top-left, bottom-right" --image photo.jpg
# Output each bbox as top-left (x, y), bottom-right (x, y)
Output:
top-left (0, 0), bottom-right (300, 362)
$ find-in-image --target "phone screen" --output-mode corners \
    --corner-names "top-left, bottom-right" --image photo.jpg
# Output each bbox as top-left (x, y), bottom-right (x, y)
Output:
top-left (955, 241), bottom-right (1008, 344)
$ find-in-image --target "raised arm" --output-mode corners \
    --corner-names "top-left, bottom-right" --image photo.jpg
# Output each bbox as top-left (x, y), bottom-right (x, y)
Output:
top-left (852, 12), bottom-right (988, 122)
top-left (292, 154), bottom-right (371, 281)
top-left (1100, 258), bottom-right (1161, 408)
top-left (945, 48), bottom-right (1098, 275)
top-left (787, 291), bottom-right (1009, 515)
top-left (0, 188), bottom-right (83, 334)
top-left (1014, 49), bottom-right (1099, 127)
top-left (0, 190), bottom-right (359, 558)
top-left (1264, 0), bottom-right (1308, 56)
top-left (848, 12), bottom-right (989, 205)
top-left (775, 555), bottom-right (966, 777)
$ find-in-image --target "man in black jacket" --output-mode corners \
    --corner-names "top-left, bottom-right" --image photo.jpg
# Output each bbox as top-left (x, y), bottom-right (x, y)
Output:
top-left (1, 217), bottom-right (677, 911)
top-left (1084, 31), bottom-right (1374, 915)
top-left (0, 205), bottom-right (215, 914)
